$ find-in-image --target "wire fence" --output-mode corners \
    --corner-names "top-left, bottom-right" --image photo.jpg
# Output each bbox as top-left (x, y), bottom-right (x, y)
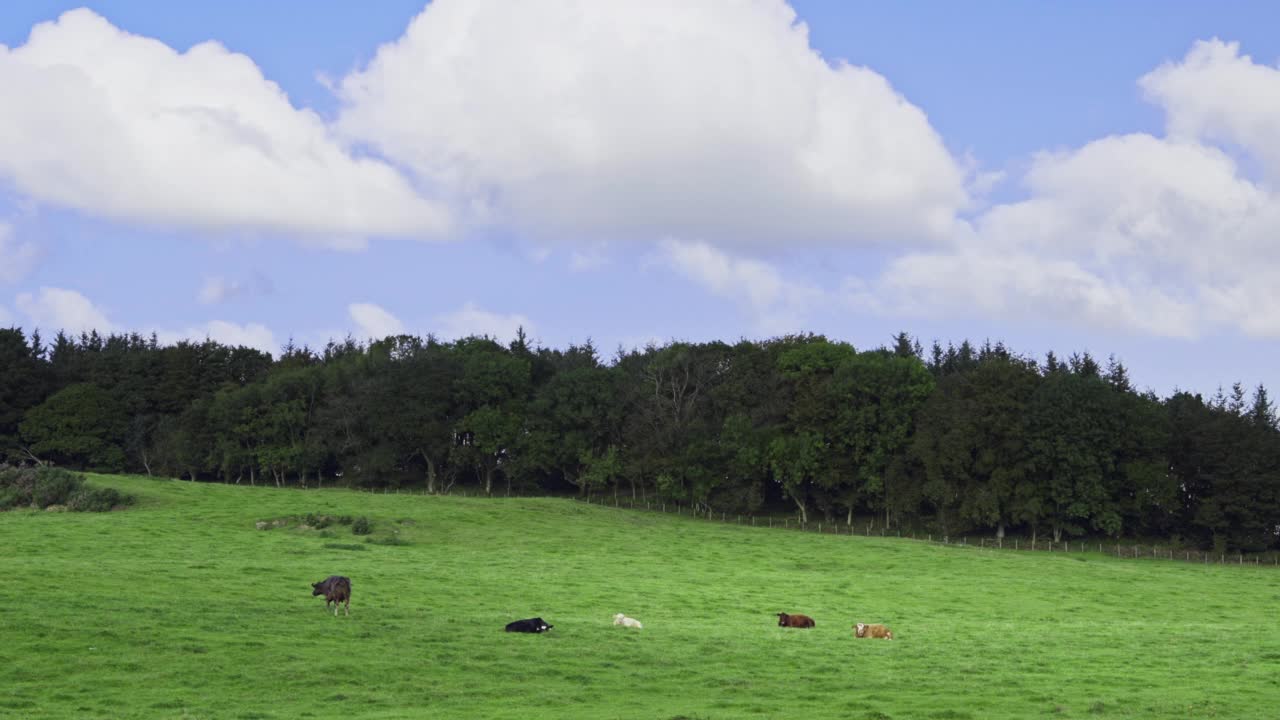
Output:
top-left (342, 485), bottom-right (1279, 568)
top-left (567, 494), bottom-right (1280, 569)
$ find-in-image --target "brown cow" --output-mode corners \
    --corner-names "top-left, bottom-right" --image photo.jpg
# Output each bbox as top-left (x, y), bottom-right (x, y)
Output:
top-left (853, 622), bottom-right (893, 639)
top-left (311, 575), bottom-right (351, 616)
top-left (776, 612), bottom-right (815, 628)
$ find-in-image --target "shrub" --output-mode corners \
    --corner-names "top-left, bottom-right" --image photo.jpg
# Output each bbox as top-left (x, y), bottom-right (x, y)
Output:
top-left (67, 487), bottom-right (133, 512)
top-left (336, 515), bottom-right (353, 525)
top-left (0, 466), bottom-right (39, 499)
top-left (303, 513), bottom-right (334, 529)
top-left (351, 516), bottom-right (373, 535)
top-left (0, 466), bottom-right (132, 511)
top-left (33, 469), bottom-right (85, 508)
top-left (0, 488), bottom-right (23, 511)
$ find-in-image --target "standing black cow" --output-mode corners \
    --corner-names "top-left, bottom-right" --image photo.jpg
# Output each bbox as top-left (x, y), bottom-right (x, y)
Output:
top-left (311, 576), bottom-right (351, 616)
top-left (505, 617), bottom-right (552, 633)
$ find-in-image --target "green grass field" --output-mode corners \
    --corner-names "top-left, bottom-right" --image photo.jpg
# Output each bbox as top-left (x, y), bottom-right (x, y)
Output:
top-left (3, 475), bottom-right (1279, 719)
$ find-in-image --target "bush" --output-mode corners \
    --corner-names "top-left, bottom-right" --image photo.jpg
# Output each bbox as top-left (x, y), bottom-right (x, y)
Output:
top-left (351, 516), bottom-right (373, 535)
top-left (303, 513), bottom-right (334, 529)
top-left (0, 488), bottom-right (23, 511)
top-left (0, 466), bottom-right (132, 511)
top-left (67, 487), bottom-right (133, 512)
top-left (0, 466), bottom-right (39, 499)
top-left (32, 469), bottom-right (84, 508)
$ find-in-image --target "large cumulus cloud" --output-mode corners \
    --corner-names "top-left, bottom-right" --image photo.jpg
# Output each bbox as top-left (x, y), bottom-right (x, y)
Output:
top-left (335, 0), bottom-right (970, 248)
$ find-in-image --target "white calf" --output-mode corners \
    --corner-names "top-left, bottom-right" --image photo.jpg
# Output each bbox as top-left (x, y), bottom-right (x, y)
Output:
top-left (613, 613), bottom-right (643, 629)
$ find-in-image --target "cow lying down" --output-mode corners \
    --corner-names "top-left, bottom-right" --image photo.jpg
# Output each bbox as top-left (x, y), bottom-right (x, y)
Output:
top-left (613, 613), bottom-right (642, 629)
top-left (506, 617), bottom-right (553, 633)
top-left (311, 575), bottom-right (351, 616)
top-left (776, 612), bottom-right (815, 628)
top-left (854, 622), bottom-right (893, 639)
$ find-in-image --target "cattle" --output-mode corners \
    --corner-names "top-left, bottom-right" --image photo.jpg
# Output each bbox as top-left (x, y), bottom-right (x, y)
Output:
top-left (505, 617), bottom-right (553, 633)
top-left (612, 613), bottom-right (643, 629)
top-left (311, 575), bottom-right (351, 616)
top-left (776, 612), bottom-right (815, 628)
top-left (853, 622), bottom-right (893, 639)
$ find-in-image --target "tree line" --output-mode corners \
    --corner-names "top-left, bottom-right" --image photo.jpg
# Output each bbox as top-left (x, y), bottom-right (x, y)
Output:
top-left (1, 326), bottom-right (1276, 552)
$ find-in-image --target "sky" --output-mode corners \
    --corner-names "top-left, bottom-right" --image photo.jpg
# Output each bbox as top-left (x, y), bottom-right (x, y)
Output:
top-left (0, 0), bottom-right (1277, 399)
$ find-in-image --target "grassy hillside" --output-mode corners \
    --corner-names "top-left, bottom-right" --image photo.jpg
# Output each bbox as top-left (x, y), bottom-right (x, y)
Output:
top-left (2, 475), bottom-right (1279, 719)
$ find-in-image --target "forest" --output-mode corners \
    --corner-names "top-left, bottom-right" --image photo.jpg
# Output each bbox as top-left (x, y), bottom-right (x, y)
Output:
top-left (0, 326), bottom-right (1276, 552)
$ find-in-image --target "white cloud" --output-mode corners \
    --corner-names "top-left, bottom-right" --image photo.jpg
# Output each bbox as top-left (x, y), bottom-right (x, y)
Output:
top-left (0, 9), bottom-right (449, 246)
top-left (15, 287), bottom-right (114, 335)
top-left (1141, 39), bottom-right (1280, 178)
top-left (436, 302), bottom-right (533, 343)
top-left (198, 277), bottom-right (235, 305)
top-left (348, 302), bottom-right (406, 340)
top-left (0, 222), bottom-right (38, 284)
top-left (661, 239), bottom-right (822, 335)
top-left (851, 41), bottom-right (1280, 340)
top-left (867, 250), bottom-right (1198, 339)
top-left (0, 304), bottom-right (11, 326)
top-left (11, 286), bottom-right (277, 352)
top-left (156, 320), bottom-right (277, 355)
top-left (197, 273), bottom-right (274, 305)
top-left (336, 0), bottom-right (970, 248)
top-left (569, 245), bottom-right (610, 272)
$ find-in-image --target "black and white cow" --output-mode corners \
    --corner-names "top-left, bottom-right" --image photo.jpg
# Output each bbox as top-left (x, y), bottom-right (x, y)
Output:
top-left (505, 617), bottom-right (553, 633)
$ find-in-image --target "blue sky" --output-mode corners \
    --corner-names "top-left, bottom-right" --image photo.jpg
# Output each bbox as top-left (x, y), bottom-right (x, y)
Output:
top-left (1, 1), bottom-right (1277, 399)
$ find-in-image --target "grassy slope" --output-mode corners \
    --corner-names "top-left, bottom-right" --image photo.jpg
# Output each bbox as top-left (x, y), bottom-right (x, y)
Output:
top-left (2, 475), bottom-right (1279, 720)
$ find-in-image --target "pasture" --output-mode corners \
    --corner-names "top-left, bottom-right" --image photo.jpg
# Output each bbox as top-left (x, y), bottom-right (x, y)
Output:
top-left (2, 475), bottom-right (1279, 719)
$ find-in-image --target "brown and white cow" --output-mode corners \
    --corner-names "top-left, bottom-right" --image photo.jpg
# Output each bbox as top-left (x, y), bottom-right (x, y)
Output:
top-left (853, 622), bottom-right (893, 639)
top-left (776, 612), bottom-right (815, 628)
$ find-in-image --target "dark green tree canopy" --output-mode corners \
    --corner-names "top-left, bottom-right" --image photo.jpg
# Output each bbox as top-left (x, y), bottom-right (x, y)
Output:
top-left (0, 327), bottom-right (1276, 552)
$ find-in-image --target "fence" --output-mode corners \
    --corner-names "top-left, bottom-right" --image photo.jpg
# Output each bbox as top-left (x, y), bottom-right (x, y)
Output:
top-left (566, 494), bottom-right (1280, 568)
top-left (342, 485), bottom-right (1278, 568)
